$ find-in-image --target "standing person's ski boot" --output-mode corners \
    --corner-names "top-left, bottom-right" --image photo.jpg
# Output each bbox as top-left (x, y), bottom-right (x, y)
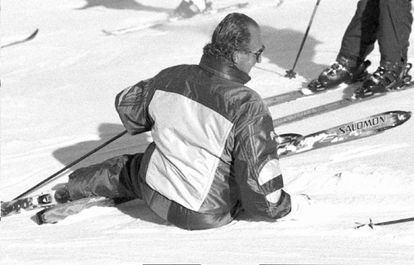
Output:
top-left (353, 62), bottom-right (412, 99)
top-left (172, 0), bottom-right (201, 19)
top-left (307, 56), bottom-right (371, 93)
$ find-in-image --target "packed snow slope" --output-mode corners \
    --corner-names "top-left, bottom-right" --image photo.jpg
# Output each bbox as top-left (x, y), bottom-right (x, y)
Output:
top-left (1, 0), bottom-right (414, 264)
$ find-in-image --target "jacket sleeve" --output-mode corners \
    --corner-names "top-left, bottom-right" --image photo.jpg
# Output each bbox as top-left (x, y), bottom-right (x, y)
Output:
top-left (115, 79), bottom-right (155, 135)
top-left (233, 98), bottom-right (291, 220)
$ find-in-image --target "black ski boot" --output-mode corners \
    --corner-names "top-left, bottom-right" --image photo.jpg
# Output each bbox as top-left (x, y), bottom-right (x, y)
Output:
top-left (53, 183), bottom-right (71, 204)
top-left (353, 62), bottom-right (412, 99)
top-left (307, 56), bottom-right (371, 92)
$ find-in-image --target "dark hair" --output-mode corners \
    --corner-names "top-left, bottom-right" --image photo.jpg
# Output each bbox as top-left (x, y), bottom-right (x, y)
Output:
top-left (203, 13), bottom-right (259, 61)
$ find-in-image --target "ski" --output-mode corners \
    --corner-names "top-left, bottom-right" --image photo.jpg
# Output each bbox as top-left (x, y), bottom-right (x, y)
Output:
top-left (263, 87), bottom-right (315, 106)
top-left (102, 3), bottom-right (248, 36)
top-left (262, 82), bottom-right (359, 107)
top-left (1, 28), bottom-right (39, 48)
top-left (277, 110), bottom-right (411, 157)
top-left (102, 20), bottom-right (167, 36)
top-left (272, 83), bottom-right (414, 127)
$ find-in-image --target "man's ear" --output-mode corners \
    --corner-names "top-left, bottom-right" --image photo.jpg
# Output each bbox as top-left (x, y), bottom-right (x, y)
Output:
top-left (232, 51), bottom-right (240, 64)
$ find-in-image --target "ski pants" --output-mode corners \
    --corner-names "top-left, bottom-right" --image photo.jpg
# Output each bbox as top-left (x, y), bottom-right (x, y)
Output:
top-left (338, 0), bottom-right (413, 65)
top-left (67, 154), bottom-right (144, 201)
top-left (65, 152), bottom-right (243, 230)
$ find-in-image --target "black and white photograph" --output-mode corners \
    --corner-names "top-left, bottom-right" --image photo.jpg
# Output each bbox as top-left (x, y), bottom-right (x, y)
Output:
top-left (1, 0), bottom-right (414, 264)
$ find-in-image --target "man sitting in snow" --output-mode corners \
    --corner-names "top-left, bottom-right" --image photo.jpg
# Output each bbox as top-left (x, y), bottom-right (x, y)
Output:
top-left (55, 13), bottom-right (294, 230)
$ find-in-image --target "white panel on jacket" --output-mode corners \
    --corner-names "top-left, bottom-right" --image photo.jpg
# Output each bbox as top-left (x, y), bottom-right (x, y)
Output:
top-left (146, 90), bottom-right (233, 211)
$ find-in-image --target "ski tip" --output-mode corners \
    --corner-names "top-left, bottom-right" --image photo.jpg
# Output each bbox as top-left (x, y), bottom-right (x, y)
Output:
top-left (1, 28), bottom-right (40, 49)
top-left (29, 28), bottom-right (39, 36)
top-left (395, 110), bottom-right (411, 124)
top-left (102, 30), bottom-right (114, 36)
top-left (25, 29), bottom-right (39, 41)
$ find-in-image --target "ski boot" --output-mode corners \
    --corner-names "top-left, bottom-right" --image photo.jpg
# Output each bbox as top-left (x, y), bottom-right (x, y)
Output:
top-left (353, 62), bottom-right (412, 99)
top-left (53, 183), bottom-right (71, 204)
top-left (307, 56), bottom-right (371, 93)
top-left (172, 0), bottom-right (201, 19)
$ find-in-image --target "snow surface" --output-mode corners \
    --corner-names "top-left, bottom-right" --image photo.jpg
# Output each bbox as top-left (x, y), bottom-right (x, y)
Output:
top-left (1, 0), bottom-right (414, 264)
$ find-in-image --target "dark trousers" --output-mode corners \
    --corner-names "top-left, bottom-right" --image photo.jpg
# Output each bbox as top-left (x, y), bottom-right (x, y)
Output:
top-left (67, 154), bottom-right (144, 201)
top-left (338, 0), bottom-right (413, 65)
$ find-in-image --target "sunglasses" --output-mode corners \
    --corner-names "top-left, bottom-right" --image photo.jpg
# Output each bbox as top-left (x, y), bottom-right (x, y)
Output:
top-left (247, 45), bottom-right (265, 61)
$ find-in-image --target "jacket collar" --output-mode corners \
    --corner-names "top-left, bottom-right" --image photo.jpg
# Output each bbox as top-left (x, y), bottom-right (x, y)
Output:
top-left (199, 54), bottom-right (251, 84)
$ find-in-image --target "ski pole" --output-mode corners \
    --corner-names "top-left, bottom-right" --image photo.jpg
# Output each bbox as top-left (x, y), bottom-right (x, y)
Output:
top-left (285, 0), bottom-right (322, 79)
top-left (355, 216), bottom-right (414, 229)
top-left (12, 130), bottom-right (128, 200)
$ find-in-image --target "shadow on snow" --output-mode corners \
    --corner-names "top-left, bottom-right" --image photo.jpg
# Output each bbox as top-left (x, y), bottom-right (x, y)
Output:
top-left (260, 25), bottom-right (329, 84)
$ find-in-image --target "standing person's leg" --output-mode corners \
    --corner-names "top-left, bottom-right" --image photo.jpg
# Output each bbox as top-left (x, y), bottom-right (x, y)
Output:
top-left (308, 0), bottom-right (379, 90)
top-left (66, 153), bottom-right (144, 201)
top-left (355, 0), bottom-right (413, 97)
top-left (377, 0), bottom-right (413, 65)
top-left (338, 0), bottom-right (380, 63)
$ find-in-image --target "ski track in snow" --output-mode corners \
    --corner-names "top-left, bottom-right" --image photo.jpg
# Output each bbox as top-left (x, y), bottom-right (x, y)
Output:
top-left (1, 0), bottom-right (414, 264)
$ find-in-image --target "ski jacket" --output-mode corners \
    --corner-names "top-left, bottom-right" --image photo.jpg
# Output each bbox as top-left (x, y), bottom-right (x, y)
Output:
top-left (115, 54), bottom-right (291, 230)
